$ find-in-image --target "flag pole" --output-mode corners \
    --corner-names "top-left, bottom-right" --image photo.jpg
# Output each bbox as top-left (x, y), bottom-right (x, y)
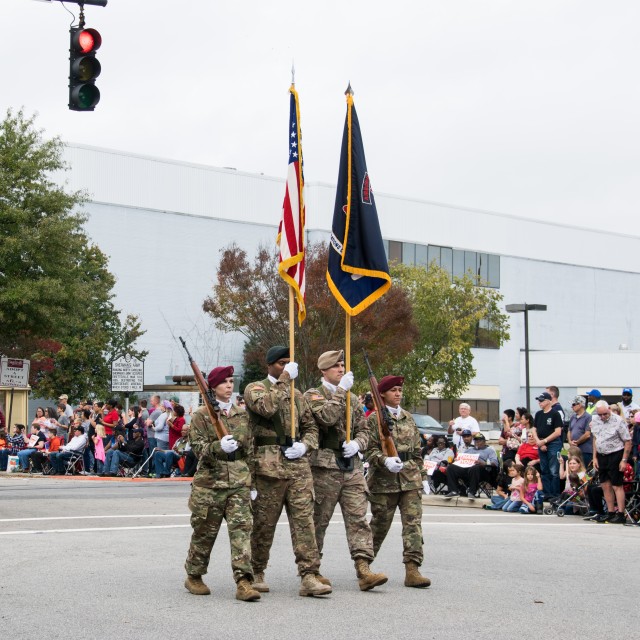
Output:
top-left (344, 81), bottom-right (354, 444)
top-left (345, 314), bottom-right (351, 443)
top-left (289, 62), bottom-right (297, 441)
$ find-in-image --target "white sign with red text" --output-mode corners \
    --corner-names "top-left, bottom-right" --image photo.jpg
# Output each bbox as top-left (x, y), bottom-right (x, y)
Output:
top-left (423, 460), bottom-right (438, 476)
top-left (453, 453), bottom-right (480, 468)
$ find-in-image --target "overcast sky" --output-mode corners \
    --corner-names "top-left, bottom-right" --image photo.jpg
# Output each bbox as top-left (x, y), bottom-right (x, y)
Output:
top-left (2, 1), bottom-right (639, 234)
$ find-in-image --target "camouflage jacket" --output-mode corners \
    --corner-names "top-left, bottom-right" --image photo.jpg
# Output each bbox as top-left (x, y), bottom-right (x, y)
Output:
top-left (189, 404), bottom-right (253, 490)
top-left (304, 384), bottom-right (368, 471)
top-left (365, 409), bottom-right (426, 493)
top-left (245, 375), bottom-right (318, 479)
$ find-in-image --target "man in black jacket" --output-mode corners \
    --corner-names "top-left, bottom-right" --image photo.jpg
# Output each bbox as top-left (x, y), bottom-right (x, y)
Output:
top-left (100, 429), bottom-right (144, 477)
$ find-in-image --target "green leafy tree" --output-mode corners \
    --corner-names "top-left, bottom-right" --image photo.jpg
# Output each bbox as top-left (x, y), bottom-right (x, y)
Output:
top-left (204, 242), bottom-right (418, 391)
top-left (0, 109), bottom-right (146, 402)
top-left (392, 262), bottom-right (510, 406)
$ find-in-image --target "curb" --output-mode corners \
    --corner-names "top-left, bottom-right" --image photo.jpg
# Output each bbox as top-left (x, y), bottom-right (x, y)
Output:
top-left (422, 494), bottom-right (490, 509)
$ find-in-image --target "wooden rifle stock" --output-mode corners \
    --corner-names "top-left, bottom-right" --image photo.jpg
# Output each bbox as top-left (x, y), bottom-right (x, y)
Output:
top-left (363, 350), bottom-right (398, 458)
top-left (179, 337), bottom-right (229, 440)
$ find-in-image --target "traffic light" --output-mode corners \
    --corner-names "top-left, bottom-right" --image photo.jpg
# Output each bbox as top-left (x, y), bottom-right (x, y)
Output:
top-left (69, 26), bottom-right (102, 111)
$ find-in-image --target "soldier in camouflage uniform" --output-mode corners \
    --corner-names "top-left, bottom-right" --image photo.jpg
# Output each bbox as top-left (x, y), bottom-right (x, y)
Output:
top-left (245, 345), bottom-right (331, 597)
top-left (365, 375), bottom-right (431, 588)
top-left (184, 365), bottom-right (261, 602)
top-left (305, 350), bottom-right (388, 591)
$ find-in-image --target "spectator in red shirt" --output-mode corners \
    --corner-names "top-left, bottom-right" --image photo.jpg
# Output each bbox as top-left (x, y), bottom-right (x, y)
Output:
top-left (101, 402), bottom-right (120, 437)
top-left (168, 405), bottom-right (186, 448)
top-left (516, 429), bottom-right (540, 469)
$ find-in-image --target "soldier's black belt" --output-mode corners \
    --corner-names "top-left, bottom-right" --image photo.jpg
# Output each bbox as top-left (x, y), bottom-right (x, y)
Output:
top-left (216, 450), bottom-right (246, 461)
top-left (255, 436), bottom-right (290, 447)
top-left (397, 451), bottom-right (413, 462)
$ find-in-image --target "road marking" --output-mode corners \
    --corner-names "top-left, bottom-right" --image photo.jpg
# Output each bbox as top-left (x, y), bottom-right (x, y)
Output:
top-left (0, 514), bottom-right (190, 523)
top-left (0, 518), bottom-right (610, 536)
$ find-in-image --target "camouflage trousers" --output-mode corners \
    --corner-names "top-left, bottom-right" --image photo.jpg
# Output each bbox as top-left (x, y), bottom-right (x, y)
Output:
top-left (369, 489), bottom-right (424, 565)
top-left (251, 472), bottom-right (320, 577)
top-left (312, 466), bottom-right (374, 562)
top-left (184, 484), bottom-right (253, 583)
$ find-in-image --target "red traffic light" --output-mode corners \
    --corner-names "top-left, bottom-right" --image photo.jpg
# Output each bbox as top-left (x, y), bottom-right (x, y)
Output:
top-left (73, 28), bottom-right (102, 54)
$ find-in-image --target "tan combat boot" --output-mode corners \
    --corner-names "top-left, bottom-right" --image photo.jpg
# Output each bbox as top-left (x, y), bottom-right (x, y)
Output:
top-left (354, 558), bottom-right (388, 591)
top-left (236, 578), bottom-right (261, 602)
top-left (299, 573), bottom-right (332, 597)
top-left (184, 575), bottom-right (211, 595)
top-left (404, 562), bottom-right (431, 588)
top-left (251, 572), bottom-right (270, 593)
top-left (316, 573), bottom-right (332, 586)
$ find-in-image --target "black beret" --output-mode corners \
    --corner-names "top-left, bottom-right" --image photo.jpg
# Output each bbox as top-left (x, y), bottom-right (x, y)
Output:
top-left (266, 345), bottom-right (289, 364)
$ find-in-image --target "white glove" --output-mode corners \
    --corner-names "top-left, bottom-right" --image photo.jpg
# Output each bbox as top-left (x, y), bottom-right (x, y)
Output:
top-left (338, 371), bottom-right (354, 391)
top-left (283, 362), bottom-right (298, 379)
top-left (422, 480), bottom-right (431, 495)
top-left (250, 489), bottom-right (258, 501)
top-left (342, 440), bottom-right (359, 458)
top-left (384, 456), bottom-right (404, 473)
top-left (220, 435), bottom-right (238, 453)
top-left (284, 441), bottom-right (307, 459)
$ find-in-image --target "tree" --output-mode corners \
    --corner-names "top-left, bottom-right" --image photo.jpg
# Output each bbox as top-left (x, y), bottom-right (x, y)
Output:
top-left (0, 109), bottom-right (146, 401)
top-left (204, 242), bottom-right (418, 391)
top-left (392, 262), bottom-right (510, 406)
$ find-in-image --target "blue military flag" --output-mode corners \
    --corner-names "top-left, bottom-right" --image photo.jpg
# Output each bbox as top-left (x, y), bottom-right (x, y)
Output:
top-left (326, 91), bottom-right (391, 316)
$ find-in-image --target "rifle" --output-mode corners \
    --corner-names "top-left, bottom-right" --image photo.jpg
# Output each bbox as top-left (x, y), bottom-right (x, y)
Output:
top-left (363, 350), bottom-right (398, 459)
top-left (179, 336), bottom-right (234, 460)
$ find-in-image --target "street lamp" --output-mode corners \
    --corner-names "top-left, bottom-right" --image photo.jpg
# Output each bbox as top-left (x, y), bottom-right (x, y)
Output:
top-left (506, 303), bottom-right (547, 410)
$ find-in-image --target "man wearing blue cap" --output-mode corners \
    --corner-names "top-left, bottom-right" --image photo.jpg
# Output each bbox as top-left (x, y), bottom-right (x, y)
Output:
top-left (585, 389), bottom-right (602, 415)
top-left (619, 389), bottom-right (639, 423)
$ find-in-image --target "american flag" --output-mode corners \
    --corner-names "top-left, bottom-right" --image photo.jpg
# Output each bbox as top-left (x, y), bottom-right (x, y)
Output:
top-left (277, 86), bottom-right (306, 324)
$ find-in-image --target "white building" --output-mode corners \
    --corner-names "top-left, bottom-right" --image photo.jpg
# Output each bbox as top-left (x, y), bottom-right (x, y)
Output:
top-left (55, 144), bottom-right (640, 422)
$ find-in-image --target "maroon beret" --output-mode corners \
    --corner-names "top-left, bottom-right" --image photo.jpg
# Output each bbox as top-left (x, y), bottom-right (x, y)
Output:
top-left (207, 366), bottom-right (234, 389)
top-left (378, 375), bottom-right (404, 394)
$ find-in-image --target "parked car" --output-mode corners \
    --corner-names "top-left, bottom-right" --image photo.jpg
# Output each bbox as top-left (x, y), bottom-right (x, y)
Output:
top-left (412, 414), bottom-right (452, 449)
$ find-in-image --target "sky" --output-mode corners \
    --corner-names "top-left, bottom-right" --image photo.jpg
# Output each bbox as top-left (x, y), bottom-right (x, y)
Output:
top-left (2, 0), bottom-right (639, 235)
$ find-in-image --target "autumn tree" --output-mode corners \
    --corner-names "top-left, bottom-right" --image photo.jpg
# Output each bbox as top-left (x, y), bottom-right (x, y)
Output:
top-left (204, 242), bottom-right (418, 391)
top-left (391, 262), bottom-right (510, 406)
top-left (0, 109), bottom-right (146, 401)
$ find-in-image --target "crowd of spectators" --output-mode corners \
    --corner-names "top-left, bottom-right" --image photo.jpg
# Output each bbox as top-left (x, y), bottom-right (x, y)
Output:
top-left (421, 387), bottom-right (639, 524)
top-left (0, 393), bottom-right (200, 479)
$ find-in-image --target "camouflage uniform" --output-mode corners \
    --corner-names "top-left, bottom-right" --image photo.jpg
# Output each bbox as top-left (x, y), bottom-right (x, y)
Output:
top-left (365, 409), bottom-right (426, 565)
top-left (245, 375), bottom-right (321, 577)
top-left (184, 405), bottom-right (254, 583)
top-left (305, 384), bottom-right (374, 561)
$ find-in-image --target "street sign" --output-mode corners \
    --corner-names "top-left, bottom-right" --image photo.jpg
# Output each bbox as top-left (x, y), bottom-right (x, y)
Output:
top-left (110, 353), bottom-right (144, 392)
top-left (0, 357), bottom-right (30, 388)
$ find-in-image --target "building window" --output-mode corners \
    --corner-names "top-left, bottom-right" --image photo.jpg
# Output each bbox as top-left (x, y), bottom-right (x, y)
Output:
top-left (402, 243), bottom-right (416, 265)
top-left (488, 253), bottom-right (500, 288)
top-left (474, 317), bottom-right (500, 349)
top-left (415, 244), bottom-right (429, 266)
top-left (388, 240), bottom-right (402, 263)
top-left (440, 247), bottom-right (453, 275)
top-left (452, 249), bottom-right (465, 279)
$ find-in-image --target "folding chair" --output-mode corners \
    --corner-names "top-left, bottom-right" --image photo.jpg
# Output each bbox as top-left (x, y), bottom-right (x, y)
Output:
top-left (118, 452), bottom-right (144, 478)
top-left (624, 480), bottom-right (640, 526)
top-left (132, 447), bottom-right (157, 479)
top-left (62, 449), bottom-right (85, 475)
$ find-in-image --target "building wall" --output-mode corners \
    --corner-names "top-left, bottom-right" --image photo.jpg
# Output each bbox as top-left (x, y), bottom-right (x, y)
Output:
top-left (57, 145), bottom-right (640, 409)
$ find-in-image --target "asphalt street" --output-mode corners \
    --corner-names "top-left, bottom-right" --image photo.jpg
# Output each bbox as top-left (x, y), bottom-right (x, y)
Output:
top-left (1, 476), bottom-right (637, 640)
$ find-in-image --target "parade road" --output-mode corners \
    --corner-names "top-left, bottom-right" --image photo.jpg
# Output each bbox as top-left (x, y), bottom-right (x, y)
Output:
top-left (1, 476), bottom-right (637, 640)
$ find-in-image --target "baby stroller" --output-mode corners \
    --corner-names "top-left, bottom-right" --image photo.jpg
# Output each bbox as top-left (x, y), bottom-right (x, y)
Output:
top-left (543, 472), bottom-right (595, 517)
